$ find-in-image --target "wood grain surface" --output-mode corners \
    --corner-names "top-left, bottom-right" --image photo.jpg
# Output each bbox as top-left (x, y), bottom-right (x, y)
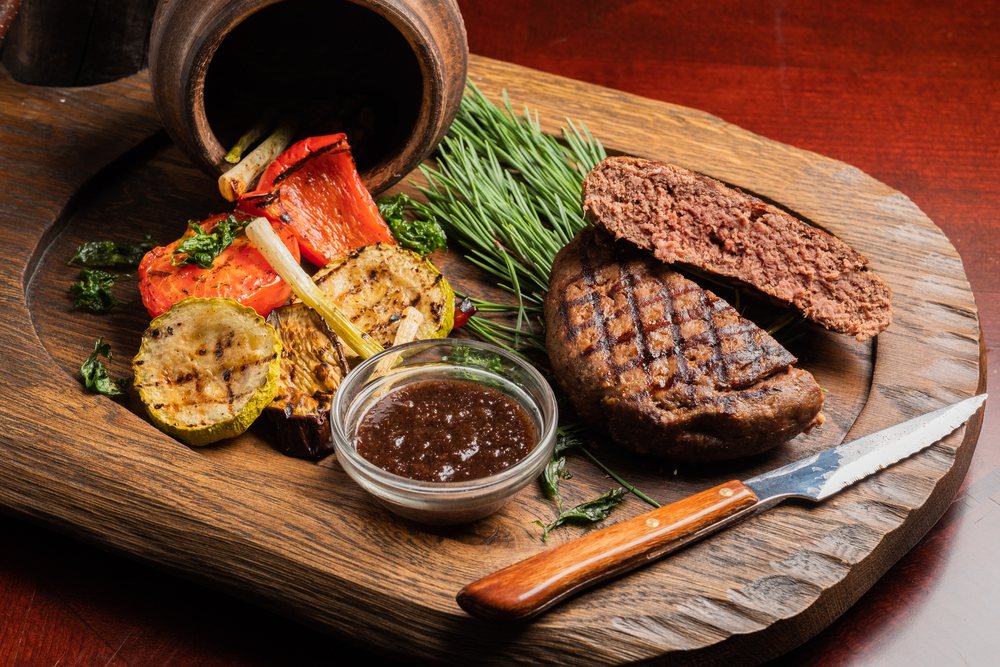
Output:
top-left (0, 1), bottom-right (996, 664)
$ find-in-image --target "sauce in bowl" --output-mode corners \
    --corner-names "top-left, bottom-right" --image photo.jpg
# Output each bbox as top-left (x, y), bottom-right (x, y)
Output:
top-left (331, 338), bottom-right (557, 524)
top-left (353, 378), bottom-right (536, 482)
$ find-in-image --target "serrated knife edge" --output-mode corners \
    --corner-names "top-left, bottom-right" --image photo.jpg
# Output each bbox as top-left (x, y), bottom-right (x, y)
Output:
top-left (744, 394), bottom-right (987, 504)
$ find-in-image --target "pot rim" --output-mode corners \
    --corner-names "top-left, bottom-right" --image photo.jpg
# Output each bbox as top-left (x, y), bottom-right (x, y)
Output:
top-left (151, 0), bottom-right (465, 195)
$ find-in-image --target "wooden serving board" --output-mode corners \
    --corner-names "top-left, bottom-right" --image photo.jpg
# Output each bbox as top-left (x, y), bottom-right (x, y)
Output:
top-left (0, 55), bottom-right (985, 665)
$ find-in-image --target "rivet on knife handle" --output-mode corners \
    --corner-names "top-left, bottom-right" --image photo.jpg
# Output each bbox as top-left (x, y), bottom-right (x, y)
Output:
top-left (456, 480), bottom-right (758, 622)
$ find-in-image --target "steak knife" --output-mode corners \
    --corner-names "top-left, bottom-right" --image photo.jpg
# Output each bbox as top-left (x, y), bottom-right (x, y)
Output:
top-left (457, 394), bottom-right (987, 622)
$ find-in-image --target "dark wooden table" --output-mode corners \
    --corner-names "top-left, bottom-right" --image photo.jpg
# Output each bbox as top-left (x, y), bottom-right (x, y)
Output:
top-left (2, 1), bottom-right (997, 664)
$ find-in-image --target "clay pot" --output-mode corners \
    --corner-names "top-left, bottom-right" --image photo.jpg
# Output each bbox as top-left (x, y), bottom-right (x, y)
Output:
top-left (149, 0), bottom-right (467, 195)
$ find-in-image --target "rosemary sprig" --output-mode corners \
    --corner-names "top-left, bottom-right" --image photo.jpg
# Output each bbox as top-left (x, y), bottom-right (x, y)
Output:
top-left (458, 297), bottom-right (542, 314)
top-left (464, 316), bottom-right (546, 354)
top-left (461, 317), bottom-right (532, 359)
top-left (414, 80), bottom-right (605, 307)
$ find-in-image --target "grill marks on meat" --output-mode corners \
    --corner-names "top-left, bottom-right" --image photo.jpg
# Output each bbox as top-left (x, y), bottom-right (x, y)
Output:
top-left (582, 156), bottom-right (892, 341)
top-left (563, 235), bottom-right (795, 395)
top-left (546, 227), bottom-right (824, 462)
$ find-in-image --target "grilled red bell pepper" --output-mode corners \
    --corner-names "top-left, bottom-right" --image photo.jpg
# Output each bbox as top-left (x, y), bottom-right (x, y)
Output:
top-left (138, 212), bottom-right (299, 318)
top-left (452, 297), bottom-right (477, 328)
top-left (237, 134), bottom-right (394, 267)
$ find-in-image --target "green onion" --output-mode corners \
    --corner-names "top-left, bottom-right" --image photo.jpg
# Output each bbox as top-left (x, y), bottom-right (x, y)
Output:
top-left (219, 117), bottom-right (297, 201)
top-left (412, 81), bottom-right (605, 314)
top-left (224, 107), bottom-right (279, 164)
top-left (245, 218), bottom-right (383, 359)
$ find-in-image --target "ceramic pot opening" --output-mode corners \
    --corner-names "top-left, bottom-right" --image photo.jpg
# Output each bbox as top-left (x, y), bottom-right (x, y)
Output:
top-left (203, 0), bottom-right (426, 180)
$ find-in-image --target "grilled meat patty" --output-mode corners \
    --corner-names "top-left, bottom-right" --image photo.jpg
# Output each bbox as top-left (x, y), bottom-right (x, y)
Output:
top-left (582, 156), bottom-right (892, 341)
top-left (545, 227), bottom-right (824, 462)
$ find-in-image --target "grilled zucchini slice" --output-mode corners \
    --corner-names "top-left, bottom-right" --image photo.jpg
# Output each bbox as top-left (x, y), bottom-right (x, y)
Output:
top-left (309, 243), bottom-right (454, 356)
top-left (264, 303), bottom-right (350, 460)
top-left (133, 297), bottom-right (281, 447)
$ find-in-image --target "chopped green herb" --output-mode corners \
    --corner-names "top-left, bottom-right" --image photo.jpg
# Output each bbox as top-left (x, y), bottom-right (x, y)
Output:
top-left (555, 429), bottom-right (585, 456)
top-left (69, 268), bottom-right (129, 312)
top-left (447, 344), bottom-right (505, 374)
top-left (70, 235), bottom-right (156, 267)
top-left (539, 430), bottom-right (584, 511)
top-left (534, 488), bottom-right (626, 542)
top-left (81, 337), bottom-right (128, 396)
top-left (376, 193), bottom-right (447, 255)
top-left (553, 424), bottom-right (661, 509)
top-left (172, 215), bottom-right (247, 269)
top-left (539, 452), bottom-right (568, 507)
top-left (536, 428), bottom-right (654, 541)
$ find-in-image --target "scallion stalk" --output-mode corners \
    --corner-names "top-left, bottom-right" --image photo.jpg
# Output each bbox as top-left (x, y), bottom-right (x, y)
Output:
top-left (245, 218), bottom-right (383, 359)
top-left (219, 117), bottom-right (297, 201)
top-left (373, 307), bottom-right (423, 376)
top-left (224, 107), bottom-right (279, 164)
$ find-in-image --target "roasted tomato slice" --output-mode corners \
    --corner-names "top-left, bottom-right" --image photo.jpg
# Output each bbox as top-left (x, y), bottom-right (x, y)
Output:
top-left (237, 133), bottom-right (395, 267)
top-left (138, 212), bottom-right (299, 318)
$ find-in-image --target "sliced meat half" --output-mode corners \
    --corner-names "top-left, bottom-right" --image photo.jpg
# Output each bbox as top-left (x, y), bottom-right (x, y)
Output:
top-left (582, 156), bottom-right (892, 341)
top-left (545, 226), bottom-right (824, 462)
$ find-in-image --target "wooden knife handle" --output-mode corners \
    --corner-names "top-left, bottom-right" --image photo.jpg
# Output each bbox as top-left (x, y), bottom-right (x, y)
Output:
top-left (457, 480), bottom-right (758, 622)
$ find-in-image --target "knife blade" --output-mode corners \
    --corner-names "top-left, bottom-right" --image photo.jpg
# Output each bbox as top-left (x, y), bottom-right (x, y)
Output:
top-left (457, 394), bottom-right (987, 622)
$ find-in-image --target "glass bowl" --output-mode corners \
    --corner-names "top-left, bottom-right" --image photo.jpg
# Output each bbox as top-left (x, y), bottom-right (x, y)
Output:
top-left (331, 338), bottom-right (558, 525)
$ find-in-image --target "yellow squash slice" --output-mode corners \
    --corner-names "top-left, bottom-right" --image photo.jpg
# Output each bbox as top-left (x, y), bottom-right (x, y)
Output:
top-left (133, 297), bottom-right (281, 447)
top-left (309, 243), bottom-right (454, 356)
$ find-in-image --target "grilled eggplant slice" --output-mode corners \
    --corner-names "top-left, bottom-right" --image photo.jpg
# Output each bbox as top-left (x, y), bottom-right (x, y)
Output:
top-left (308, 243), bottom-right (454, 356)
top-left (264, 303), bottom-right (350, 460)
top-left (132, 297), bottom-right (281, 447)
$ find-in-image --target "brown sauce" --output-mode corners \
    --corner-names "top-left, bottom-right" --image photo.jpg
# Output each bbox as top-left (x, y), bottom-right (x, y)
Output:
top-left (354, 378), bottom-right (536, 482)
